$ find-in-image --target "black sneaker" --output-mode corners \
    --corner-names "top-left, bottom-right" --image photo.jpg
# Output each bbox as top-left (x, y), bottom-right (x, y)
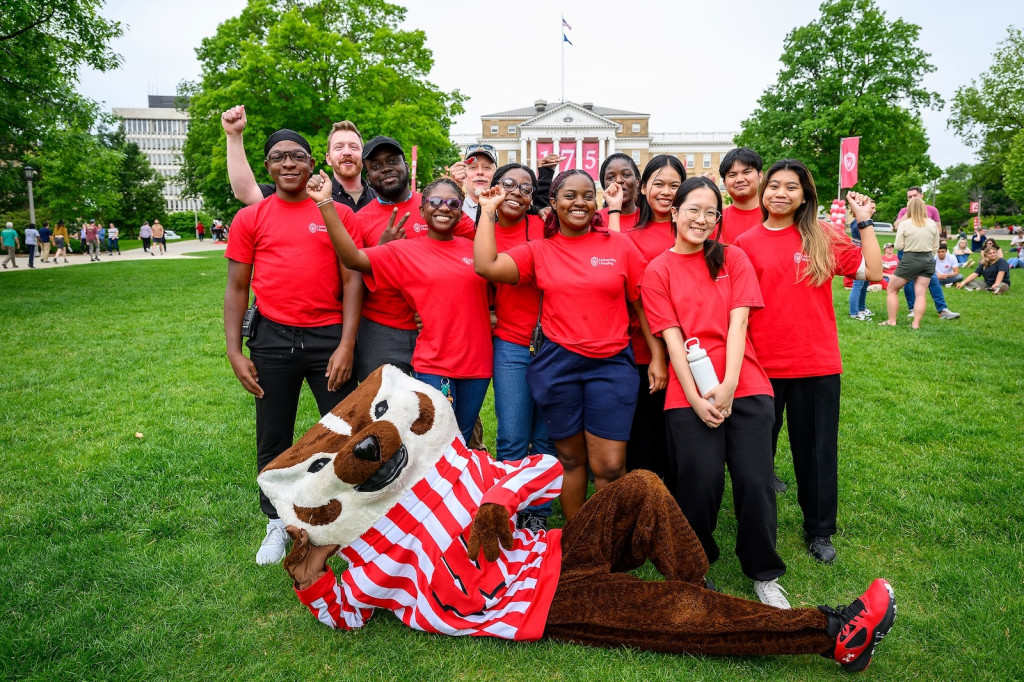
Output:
top-left (821, 578), bottom-right (896, 671)
top-left (772, 473), bottom-right (787, 493)
top-left (516, 513), bottom-right (547, 534)
top-left (806, 534), bottom-right (837, 564)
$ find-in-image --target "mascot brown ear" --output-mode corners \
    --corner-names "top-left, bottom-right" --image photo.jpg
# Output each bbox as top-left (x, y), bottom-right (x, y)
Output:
top-left (467, 503), bottom-right (513, 563)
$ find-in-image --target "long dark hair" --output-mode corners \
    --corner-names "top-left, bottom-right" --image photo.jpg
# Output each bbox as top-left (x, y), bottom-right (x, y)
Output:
top-left (635, 154), bottom-right (687, 230)
top-left (543, 169), bottom-right (606, 238)
top-left (758, 159), bottom-right (837, 286)
top-left (474, 163), bottom-right (539, 226)
top-left (671, 176), bottom-right (726, 281)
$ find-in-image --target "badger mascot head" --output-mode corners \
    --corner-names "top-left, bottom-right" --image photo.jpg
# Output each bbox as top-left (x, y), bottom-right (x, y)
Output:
top-left (257, 365), bottom-right (460, 549)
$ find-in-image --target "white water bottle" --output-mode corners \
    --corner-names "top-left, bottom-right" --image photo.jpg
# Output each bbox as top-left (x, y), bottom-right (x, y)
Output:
top-left (685, 337), bottom-right (720, 399)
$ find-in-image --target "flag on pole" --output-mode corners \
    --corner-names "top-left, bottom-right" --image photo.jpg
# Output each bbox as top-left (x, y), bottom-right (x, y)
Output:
top-left (840, 136), bottom-right (860, 188)
top-left (970, 201), bottom-right (980, 213)
top-left (563, 33), bottom-right (572, 45)
top-left (562, 16), bottom-right (572, 45)
top-left (562, 17), bottom-right (572, 30)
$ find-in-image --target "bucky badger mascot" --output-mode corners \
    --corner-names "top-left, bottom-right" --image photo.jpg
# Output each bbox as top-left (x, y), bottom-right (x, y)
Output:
top-left (258, 366), bottom-right (894, 671)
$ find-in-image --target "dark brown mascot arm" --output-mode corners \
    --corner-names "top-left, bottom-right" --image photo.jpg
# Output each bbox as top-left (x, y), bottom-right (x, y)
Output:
top-left (466, 503), bottom-right (513, 562)
top-left (284, 526), bottom-right (341, 590)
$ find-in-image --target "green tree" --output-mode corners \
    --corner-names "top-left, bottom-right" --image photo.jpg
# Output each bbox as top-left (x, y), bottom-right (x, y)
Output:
top-left (34, 125), bottom-right (121, 224)
top-left (0, 1), bottom-right (123, 212)
top-left (179, 0), bottom-right (466, 217)
top-left (735, 0), bottom-right (941, 209)
top-left (949, 26), bottom-right (1024, 210)
top-left (933, 163), bottom-right (975, 232)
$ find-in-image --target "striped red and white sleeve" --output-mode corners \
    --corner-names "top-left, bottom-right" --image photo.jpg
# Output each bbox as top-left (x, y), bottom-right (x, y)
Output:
top-left (478, 453), bottom-right (563, 517)
top-left (294, 567), bottom-right (375, 631)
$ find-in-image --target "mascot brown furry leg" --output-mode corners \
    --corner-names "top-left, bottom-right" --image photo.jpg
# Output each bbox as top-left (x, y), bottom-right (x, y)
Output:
top-left (258, 366), bottom-right (895, 673)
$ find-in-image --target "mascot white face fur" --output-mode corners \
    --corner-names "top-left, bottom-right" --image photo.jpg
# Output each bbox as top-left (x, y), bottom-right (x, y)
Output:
top-left (257, 365), bottom-right (460, 549)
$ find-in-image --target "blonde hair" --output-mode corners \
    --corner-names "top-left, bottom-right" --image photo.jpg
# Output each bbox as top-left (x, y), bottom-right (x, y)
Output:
top-left (328, 120), bottom-right (363, 147)
top-left (906, 197), bottom-right (928, 227)
top-left (759, 159), bottom-right (839, 287)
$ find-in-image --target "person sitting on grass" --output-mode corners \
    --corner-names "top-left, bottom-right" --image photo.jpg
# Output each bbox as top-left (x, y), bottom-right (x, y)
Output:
top-left (982, 238), bottom-right (1004, 260)
top-left (957, 245), bottom-right (1010, 294)
top-left (934, 242), bottom-right (963, 287)
top-left (953, 238), bottom-right (973, 267)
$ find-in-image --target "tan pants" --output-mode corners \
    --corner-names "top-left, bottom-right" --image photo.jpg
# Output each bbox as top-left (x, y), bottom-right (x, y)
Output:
top-left (40, 242), bottom-right (51, 261)
top-left (2, 246), bottom-right (15, 267)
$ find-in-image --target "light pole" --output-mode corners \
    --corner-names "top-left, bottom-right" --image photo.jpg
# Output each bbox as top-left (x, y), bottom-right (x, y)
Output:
top-left (24, 166), bottom-right (37, 225)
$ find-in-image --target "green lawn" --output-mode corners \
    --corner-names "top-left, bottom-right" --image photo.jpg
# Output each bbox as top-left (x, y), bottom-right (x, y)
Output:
top-left (1, 251), bottom-right (1021, 680)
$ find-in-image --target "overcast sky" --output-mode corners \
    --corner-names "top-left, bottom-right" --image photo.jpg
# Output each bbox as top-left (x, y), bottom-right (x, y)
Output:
top-left (78, 0), bottom-right (1018, 170)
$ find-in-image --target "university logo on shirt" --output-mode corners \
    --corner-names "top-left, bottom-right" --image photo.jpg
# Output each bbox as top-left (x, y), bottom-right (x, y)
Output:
top-left (308, 222), bottom-right (327, 234)
top-left (461, 257), bottom-right (473, 266)
top-left (411, 222), bottom-right (429, 234)
top-left (792, 252), bottom-right (810, 264)
top-left (590, 256), bottom-right (617, 267)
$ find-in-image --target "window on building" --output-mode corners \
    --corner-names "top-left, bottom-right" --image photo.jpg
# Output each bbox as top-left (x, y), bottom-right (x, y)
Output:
top-left (703, 153), bottom-right (711, 168)
top-left (490, 125), bottom-right (499, 134)
top-left (508, 150), bottom-right (517, 163)
top-left (630, 150), bottom-right (640, 163)
top-left (631, 123), bottom-right (641, 133)
top-left (686, 154), bottom-right (695, 169)
top-left (507, 125), bottom-right (516, 134)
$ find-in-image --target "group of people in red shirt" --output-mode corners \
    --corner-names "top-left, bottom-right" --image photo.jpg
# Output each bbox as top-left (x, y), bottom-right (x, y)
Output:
top-left (220, 107), bottom-right (884, 613)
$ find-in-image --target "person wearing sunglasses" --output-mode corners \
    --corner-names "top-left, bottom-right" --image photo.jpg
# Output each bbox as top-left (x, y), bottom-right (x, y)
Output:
top-left (225, 129), bottom-right (363, 567)
top-left (448, 144), bottom-right (498, 221)
top-left (474, 170), bottom-right (662, 523)
top-left (346, 136), bottom-right (477, 382)
top-left (309, 172), bottom-right (492, 444)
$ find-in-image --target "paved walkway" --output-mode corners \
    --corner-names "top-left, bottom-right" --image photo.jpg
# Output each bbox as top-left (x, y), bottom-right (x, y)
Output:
top-left (1, 239), bottom-right (227, 272)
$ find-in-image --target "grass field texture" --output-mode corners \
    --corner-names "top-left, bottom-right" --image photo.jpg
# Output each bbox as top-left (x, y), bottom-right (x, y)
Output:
top-left (1, 248), bottom-right (1021, 680)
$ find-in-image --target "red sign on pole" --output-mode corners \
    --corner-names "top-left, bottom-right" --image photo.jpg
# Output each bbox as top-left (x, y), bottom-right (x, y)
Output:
top-left (536, 142), bottom-right (553, 167)
top-left (970, 201), bottom-right (980, 213)
top-left (974, 216), bottom-right (981, 228)
top-left (411, 145), bottom-right (418, 193)
top-left (581, 142), bottom-right (599, 180)
top-left (840, 137), bottom-right (860, 188)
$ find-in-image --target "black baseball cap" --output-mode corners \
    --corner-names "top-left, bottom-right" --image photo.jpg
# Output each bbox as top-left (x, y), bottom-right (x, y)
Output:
top-left (362, 136), bottom-right (404, 160)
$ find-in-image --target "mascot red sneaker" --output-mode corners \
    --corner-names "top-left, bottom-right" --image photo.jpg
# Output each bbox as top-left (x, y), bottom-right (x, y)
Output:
top-left (258, 366), bottom-right (895, 670)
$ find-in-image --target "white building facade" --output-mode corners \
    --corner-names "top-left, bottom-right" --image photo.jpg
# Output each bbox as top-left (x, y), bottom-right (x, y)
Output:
top-left (112, 96), bottom-right (202, 213)
top-left (453, 99), bottom-right (738, 187)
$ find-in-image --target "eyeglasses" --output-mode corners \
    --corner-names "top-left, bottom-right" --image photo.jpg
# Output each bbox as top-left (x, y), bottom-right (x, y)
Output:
top-left (266, 150), bottom-right (310, 163)
top-left (499, 177), bottom-right (535, 196)
top-left (367, 156), bottom-right (404, 173)
top-left (425, 196), bottom-right (462, 211)
top-left (679, 207), bottom-right (722, 223)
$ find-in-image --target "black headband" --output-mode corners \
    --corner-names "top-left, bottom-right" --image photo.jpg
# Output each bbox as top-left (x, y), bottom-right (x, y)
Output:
top-left (264, 129), bottom-right (311, 157)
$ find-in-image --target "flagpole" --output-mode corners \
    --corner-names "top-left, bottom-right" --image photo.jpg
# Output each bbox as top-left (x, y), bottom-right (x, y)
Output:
top-left (561, 22), bottom-right (565, 102)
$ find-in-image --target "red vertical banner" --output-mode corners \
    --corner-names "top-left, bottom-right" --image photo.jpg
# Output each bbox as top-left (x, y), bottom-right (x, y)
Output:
top-left (581, 142), bottom-right (599, 180)
top-left (411, 145), bottom-right (418, 193)
top-left (840, 137), bottom-right (860, 188)
top-left (559, 142), bottom-right (575, 173)
top-left (970, 201), bottom-right (980, 213)
top-left (536, 142), bottom-right (553, 169)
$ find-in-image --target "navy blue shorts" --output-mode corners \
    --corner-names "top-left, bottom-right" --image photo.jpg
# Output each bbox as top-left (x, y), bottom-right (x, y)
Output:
top-left (526, 341), bottom-right (639, 441)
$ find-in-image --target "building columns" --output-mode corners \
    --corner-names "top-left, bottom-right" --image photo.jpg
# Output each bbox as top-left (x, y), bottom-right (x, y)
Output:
top-left (608, 136), bottom-right (616, 156)
top-left (599, 137), bottom-right (606, 165)
top-left (520, 137), bottom-right (527, 165)
top-left (575, 137), bottom-right (583, 170)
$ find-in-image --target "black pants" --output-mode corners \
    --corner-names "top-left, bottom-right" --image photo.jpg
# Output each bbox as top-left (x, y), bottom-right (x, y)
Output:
top-left (247, 318), bottom-right (355, 518)
top-left (665, 395), bottom-right (785, 581)
top-left (770, 375), bottom-right (840, 538)
top-left (625, 364), bottom-right (669, 480)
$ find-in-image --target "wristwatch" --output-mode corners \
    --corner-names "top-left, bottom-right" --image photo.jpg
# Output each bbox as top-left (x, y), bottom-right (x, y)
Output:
top-left (858, 219), bottom-right (874, 230)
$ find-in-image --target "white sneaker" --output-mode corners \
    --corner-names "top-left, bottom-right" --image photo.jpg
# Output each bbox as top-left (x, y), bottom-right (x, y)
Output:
top-left (754, 579), bottom-right (791, 609)
top-left (256, 518), bottom-right (289, 565)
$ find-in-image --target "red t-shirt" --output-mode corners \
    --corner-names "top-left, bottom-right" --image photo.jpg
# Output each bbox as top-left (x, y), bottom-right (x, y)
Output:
top-left (882, 253), bottom-right (899, 275)
top-left (506, 230), bottom-right (647, 359)
top-left (494, 215), bottom-right (545, 347)
top-left (598, 207), bottom-right (640, 232)
top-left (641, 247), bottom-right (772, 410)
top-left (732, 224), bottom-right (864, 378)
top-left (351, 194), bottom-right (476, 330)
top-left (720, 205), bottom-right (763, 244)
top-left (363, 237), bottom-right (492, 378)
top-left (85, 224), bottom-right (99, 240)
top-left (626, 221), bottom-right (674, 364)
top-left (226, 195), bottom-right (353, 327)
